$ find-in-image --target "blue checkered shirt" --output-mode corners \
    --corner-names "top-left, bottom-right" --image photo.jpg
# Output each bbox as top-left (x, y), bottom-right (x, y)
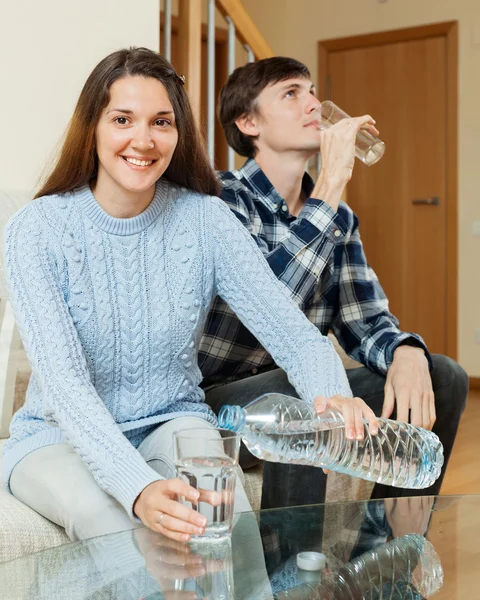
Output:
top-left (199, 159), bottom-right (430, 385)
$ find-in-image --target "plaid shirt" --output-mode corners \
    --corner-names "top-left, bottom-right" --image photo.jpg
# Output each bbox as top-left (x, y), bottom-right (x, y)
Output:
top-left (199, 159), bottom-right (430, 385)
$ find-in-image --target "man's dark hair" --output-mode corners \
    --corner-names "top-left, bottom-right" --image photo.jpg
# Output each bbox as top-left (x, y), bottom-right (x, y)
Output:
top-left (218, 56), bottom-right (311, 158)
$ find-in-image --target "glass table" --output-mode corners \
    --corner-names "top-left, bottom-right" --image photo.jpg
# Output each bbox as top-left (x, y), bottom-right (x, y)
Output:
top-left (0, 495), bottom-right (478, 599)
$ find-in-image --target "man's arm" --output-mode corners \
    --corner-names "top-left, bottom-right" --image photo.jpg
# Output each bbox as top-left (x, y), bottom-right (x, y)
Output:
top-left (330, 210), bottom-right (436, 429)
top-left (330, 209), bottom-right (432, 375)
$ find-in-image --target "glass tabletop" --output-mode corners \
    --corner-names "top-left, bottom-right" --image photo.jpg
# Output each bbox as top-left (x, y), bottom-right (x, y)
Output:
top-left (0, 495), bottom-right (478, 599)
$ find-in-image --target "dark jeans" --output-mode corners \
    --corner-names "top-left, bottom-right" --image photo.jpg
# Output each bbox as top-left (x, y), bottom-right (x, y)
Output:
top-left (204, 355), bottom-right (468, 510)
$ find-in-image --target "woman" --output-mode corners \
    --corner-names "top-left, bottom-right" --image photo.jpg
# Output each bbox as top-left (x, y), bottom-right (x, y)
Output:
top-left (3, 48), bottom-right (377, 542)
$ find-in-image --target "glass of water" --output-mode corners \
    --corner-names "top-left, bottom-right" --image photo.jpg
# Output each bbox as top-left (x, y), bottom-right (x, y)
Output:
top-left (174, 428), bottom-right (240, 542)
top-left (320, 100), bottom-right (385, 166)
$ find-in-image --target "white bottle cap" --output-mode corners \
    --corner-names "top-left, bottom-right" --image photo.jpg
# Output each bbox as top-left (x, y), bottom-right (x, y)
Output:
top-left (296, 551), bottom-right (327, 572)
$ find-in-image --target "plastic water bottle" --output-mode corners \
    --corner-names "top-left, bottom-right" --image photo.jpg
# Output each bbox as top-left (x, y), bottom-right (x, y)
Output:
top-left (272, 533), bottom-right (443, 599)
top-left (218, 393), bottom-right (443, 488)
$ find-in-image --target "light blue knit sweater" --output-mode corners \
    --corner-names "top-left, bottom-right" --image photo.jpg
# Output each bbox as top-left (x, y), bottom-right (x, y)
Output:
top-left (3, 179), bottom-right (352, 517)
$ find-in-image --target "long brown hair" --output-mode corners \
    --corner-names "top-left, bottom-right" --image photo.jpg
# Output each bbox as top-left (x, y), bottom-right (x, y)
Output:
top-left (36, 47), bottom-right (219, 199)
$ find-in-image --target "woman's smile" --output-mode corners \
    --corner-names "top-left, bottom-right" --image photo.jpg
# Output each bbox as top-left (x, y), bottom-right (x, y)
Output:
top-left (121, 155), bottom-right (158, 169)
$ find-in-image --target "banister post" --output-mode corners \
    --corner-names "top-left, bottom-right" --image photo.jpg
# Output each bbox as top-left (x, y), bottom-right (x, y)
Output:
top-left (215, 0), bottom-right (274, 59)
top-left (178, 0), bottom-right (202, 123)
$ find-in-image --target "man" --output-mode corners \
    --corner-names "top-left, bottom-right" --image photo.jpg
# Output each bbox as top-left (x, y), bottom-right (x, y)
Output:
top-left (199, 57), bottom-right (468, 510)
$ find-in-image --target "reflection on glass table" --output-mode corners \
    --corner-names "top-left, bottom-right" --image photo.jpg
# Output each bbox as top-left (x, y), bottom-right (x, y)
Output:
top-left (272, 533), bottom-right (442, 599)
top-left (1, 495), bottom-right (479, 599)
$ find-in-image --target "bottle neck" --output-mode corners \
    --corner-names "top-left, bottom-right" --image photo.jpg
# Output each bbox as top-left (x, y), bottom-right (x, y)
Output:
top-left (218, 405), bottom-right (247, 432)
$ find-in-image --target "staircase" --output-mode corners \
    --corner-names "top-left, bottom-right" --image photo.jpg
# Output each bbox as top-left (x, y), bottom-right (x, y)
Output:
top-left (160, 0), bottom-right (273, 170)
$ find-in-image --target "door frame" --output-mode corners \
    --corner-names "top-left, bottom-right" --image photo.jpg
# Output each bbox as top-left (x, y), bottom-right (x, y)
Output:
top-left (318, 21), bottom-right (459, 360)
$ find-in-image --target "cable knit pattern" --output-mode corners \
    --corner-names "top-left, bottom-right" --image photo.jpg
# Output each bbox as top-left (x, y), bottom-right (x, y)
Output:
top-left (2, 180), bottom-right (351, 520)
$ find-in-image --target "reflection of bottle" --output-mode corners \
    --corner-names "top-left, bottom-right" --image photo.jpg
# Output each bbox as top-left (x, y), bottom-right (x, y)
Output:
top-left (273, 534), bottom-right (443, 600)
top-left (218, 394), bottom-right (443, 489)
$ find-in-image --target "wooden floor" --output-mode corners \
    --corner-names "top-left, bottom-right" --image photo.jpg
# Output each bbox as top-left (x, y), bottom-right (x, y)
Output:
top-left (440, 389), bottom-right (480, 495)
top-left (426, 390), bottom-right (480, 599)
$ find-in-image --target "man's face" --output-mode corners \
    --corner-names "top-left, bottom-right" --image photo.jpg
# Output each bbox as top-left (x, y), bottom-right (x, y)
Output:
top-left (250, 77), bottom-right (322, 157)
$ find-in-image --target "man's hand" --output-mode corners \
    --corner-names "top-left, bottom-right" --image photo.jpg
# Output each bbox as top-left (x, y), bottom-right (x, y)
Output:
top-left (311, 115), bottom-right (379, 212)
top-left (384, 497), bottom-right (434, 539)
top-left (382, 345), bottom-right (435, 429)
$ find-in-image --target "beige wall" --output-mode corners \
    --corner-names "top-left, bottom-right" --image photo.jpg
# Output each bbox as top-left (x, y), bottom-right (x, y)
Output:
top-left (0, 0), bottom-right (160, 193)
top-left (243, 0), bottom-right (480, 377)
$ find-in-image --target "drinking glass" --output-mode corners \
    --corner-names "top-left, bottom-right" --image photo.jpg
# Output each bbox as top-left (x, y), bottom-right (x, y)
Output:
top-left (320, 100), bottom-right (385, 166)
top-left (174, 428), bottom-right (240, 542)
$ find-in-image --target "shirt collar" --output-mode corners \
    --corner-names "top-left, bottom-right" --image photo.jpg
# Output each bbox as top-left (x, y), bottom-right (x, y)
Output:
top-left (238, 158), bottom-right (315, 214)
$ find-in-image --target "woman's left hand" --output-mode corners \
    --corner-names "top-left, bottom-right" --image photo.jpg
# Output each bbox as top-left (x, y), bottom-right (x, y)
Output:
top-left (314, 394), bottom-right (378, 474)
top-left (314, 394), bottom-right (379, 440)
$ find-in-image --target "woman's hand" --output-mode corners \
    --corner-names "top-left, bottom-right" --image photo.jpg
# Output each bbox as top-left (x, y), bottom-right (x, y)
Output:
top-left (133, 479), bottom-right (219, 542)
top-left (314, 395), bottom-right (378, 474)
top-left (314, 394), bottom-right (378, 440)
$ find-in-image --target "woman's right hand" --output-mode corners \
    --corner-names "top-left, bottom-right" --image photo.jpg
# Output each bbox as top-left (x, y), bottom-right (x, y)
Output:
top-left (133, 479), bottom-right (212, 542)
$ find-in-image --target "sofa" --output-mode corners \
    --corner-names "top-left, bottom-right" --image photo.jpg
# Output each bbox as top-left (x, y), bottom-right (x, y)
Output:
top-left (0, 190), bottom-right (372, 565)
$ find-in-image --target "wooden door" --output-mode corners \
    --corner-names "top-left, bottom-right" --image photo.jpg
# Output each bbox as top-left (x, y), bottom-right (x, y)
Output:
top-left (319, 24), bottom-right (458, 356)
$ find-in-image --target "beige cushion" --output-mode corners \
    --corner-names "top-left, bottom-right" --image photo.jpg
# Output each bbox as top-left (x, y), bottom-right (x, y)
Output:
top-left (0, 300), bottom-right (31, 439)
top-left (0, 221), bottom-right (61, 562)
top-left (0, 439), bottom-right (69, 564)
top-left (0, 190), bottom-right (32, 440)
top-left (243, 464), bottom-right (263, 510)
top-left (328, 333), bottom-right (363, 370)
top-left (244, 463), bottom-right (373, 512)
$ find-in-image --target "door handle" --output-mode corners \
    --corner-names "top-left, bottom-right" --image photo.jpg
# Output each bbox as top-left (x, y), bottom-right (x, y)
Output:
top-left (412, 197), bottom-right (440, 206)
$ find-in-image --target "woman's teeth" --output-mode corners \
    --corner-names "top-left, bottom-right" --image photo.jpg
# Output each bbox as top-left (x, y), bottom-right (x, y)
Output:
top-left (124, 157), bottom-right (154, 167)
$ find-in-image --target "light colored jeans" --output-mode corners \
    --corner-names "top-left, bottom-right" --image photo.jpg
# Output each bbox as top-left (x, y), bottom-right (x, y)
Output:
top-left (10, 416), bottom-right (251, 541)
